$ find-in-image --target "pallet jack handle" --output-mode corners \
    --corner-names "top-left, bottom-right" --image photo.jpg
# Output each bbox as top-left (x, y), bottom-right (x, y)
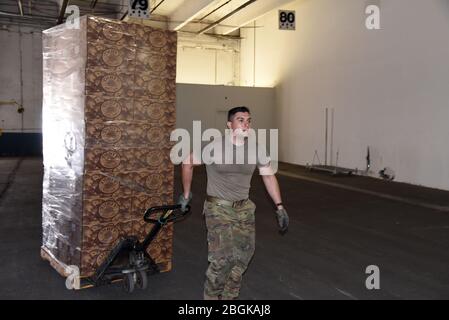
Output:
top-left (143, 204), bottom-right (191, 224)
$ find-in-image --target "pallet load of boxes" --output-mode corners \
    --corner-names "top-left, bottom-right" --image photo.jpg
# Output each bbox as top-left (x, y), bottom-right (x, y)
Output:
top-left (40, 15), bottom-right (177, 288)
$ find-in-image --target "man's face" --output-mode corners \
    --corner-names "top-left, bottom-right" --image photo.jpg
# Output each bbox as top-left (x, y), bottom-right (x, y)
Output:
top-left (227, 112), bottom-right (251, 137)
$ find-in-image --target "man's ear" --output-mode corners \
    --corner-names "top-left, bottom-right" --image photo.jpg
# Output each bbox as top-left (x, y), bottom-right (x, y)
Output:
top-left (226, 121), bottom-right (232, 129)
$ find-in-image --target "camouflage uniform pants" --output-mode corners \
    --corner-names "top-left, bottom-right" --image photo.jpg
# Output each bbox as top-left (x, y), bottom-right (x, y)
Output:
top-left (203, 198), bottom-right (256, 300)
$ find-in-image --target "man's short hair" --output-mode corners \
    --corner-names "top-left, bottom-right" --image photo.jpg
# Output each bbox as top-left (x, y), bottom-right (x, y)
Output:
top-left (228, 106), bottom-right (250, 121)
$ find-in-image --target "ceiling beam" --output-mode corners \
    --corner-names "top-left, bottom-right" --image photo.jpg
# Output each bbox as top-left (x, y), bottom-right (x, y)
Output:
top-left (121, 10), bottom-right (127, 20)
top-left (168, 0), bottom-right (216, 31)
top-left (214, 0), bottom-right (294, 35)
top-left (17, 0), bottom-right (24, 16)
top-left (151, 0), bottom-right (166, 14)
top-left (57, 0), bottom-right (69, 25)
top-left (197, 0), bottom-right (232, 22)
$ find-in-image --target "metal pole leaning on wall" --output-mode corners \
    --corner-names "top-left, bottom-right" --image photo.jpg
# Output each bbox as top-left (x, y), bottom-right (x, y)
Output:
top-left (19, 28), bottom-right (24, 132)
top-left (325, 107), bottom-right (328, 166)
top-left (330, 108), bottom-right (334, 167)
top-left (253, 20), bottom-right (256, 87)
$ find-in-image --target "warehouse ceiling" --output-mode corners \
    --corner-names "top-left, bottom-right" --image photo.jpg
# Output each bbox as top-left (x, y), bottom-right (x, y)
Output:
top-left (0, 0), bottom-right (293, 34)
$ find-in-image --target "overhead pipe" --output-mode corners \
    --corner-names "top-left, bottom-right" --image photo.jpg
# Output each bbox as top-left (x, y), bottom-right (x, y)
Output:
top-left (0, 10), bottom-right (55, 21)
top-left (197, 0), bottom-right (257, 35)
top-left (0, 100), bottom-right (24, 114)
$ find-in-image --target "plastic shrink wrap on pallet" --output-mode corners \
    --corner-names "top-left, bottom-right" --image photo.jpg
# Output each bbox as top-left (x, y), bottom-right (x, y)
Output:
top-left (41, 16), bottom-right (177, 281)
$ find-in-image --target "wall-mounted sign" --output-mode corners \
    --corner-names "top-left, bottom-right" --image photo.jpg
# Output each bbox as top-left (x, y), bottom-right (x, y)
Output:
top-left (279, 10), bottom-right (295, 30)
top-left (129, 0), bottom-right (150, 19)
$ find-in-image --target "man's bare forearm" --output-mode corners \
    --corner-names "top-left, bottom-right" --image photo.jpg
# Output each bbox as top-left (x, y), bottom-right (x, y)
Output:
top-left (262, 174), bottom-right (283, 209)
top-left (181, 162), bottom-right (194, 199)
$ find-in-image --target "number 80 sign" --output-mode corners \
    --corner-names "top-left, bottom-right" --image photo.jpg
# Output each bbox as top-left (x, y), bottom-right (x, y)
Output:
top-left (279, 10), bottom-right (295, 30)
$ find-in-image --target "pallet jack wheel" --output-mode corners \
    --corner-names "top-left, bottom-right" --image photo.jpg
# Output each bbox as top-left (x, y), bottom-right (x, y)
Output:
top-left (136, 270), bottom-right (148, 290)
top-left (123, 273), bottom-right (135, 293)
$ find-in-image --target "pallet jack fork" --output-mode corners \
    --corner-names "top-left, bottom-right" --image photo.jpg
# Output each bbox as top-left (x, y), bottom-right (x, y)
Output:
top-left (65, 204), bottom-right (191, 293)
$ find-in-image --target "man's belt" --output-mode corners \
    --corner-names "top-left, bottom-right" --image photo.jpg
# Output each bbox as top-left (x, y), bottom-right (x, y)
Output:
top-left (206, 195), bottom-right (249, 208)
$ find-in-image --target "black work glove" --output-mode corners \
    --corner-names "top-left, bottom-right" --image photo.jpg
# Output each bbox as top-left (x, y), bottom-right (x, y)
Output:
top-left (275, 208), bottom-right (289, 235)
top-left (178, 192), bottom-right (192, 212)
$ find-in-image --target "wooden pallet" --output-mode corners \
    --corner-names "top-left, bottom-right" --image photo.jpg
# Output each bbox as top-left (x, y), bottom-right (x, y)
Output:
top-left (40, 247), bottom-right (71, 277)
top-left (41, 246), bottom-right (172, 290)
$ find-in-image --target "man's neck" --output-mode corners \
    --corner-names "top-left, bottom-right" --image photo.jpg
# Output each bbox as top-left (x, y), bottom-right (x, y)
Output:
top-left (227, 132), bottom-right (246, 146)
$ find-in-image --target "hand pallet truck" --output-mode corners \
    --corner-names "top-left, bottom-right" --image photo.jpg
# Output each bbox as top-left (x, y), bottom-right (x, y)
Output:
top-left (66, 204), bottom-right (190, 293)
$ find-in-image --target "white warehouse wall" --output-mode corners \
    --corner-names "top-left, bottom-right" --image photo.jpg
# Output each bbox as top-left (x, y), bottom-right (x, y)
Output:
top-left (0, 26), bottom-right (242, 133)
top-left (176, 83), bottom-right (275, 134)
top-left (241, 0), bottom-right (449, 191)
top-left (0, 25), bottom-right (42, 133)
top-left (176, 32), bottom-right (240, 86)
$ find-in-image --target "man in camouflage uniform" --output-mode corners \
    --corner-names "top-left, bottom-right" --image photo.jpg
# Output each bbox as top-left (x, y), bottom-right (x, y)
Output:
top-left (178, 106), bottom-right (289, 300)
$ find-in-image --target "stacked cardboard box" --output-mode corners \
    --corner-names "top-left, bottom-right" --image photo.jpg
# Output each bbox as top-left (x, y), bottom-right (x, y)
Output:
top-left (41, 16), bottom-right (177, 278)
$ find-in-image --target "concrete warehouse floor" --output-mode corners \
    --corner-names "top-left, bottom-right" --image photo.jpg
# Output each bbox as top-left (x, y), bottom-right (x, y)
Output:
top-left (1, 157), bottom-right (449, 300)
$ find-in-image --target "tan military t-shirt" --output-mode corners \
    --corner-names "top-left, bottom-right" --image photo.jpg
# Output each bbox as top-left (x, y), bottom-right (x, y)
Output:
top-left (204, 135), bottom-right (270, 201)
